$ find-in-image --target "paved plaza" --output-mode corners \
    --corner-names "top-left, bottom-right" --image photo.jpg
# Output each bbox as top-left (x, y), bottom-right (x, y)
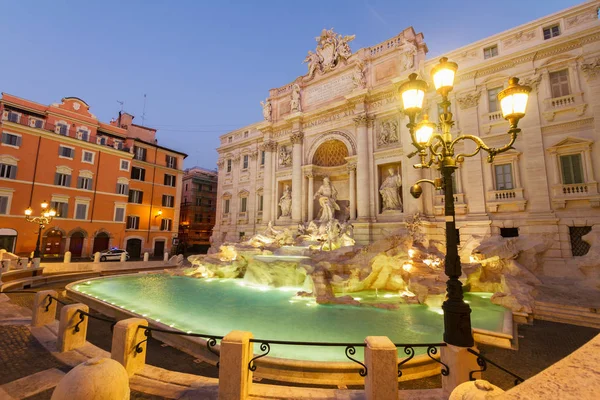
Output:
top-left (0, 279), bottom-right (598, 398)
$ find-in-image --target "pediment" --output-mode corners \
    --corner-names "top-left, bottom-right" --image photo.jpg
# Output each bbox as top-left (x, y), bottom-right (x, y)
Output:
top-left (547, 136), bottom-right (593, 150)
top-left (53, 97), bottom-right (95, 118)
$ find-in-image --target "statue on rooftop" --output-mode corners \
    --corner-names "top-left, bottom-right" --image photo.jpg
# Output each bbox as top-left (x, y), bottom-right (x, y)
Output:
top-left (260, 98), bottom-right (272, 122)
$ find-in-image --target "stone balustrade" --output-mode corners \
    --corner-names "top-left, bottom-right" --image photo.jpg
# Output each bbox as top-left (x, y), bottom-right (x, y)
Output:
top-left (486, 188), bottom-right (527, 212)
top-left (434, 193), bottom-right (468, 215)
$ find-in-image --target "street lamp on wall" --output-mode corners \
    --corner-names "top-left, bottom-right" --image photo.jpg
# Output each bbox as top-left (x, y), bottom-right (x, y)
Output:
top-left (399, 58), bottom-right (531, 347)
top-left (24, 201), bottom-right (57, 259)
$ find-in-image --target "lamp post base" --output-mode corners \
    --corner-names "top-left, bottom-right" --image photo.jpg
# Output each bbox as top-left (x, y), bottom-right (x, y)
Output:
top-left (442, 277), bottom-right (474, 348)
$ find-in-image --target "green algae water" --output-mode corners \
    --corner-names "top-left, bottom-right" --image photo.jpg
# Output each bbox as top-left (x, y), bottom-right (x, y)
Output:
top-left (73, 274), bottom-right (506, 362)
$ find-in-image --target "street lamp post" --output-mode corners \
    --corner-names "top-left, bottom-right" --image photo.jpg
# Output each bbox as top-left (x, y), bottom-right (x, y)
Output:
top-left (399, 58), bottom-right (531, 347)
top-left (24, 201), bottom-right (57, 259)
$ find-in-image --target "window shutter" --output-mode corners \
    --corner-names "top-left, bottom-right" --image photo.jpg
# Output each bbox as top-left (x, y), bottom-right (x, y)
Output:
top-left (139, 191), bottom-right (144, 203)
top-left (65, 175), bottom-right (72, 187)
top-left (124, 185), bottom-right (129, 195)
top-left (77, 177), bottom-right (83, 189)
top-left (16, 135), bottom-right (22, 147)
top-left (9, 165), bottom-right (17, 179)
top-left (141, 169), bottom-right (145, 181)
top-left (0, 196), bottom-right (8, 214)
top-left (1, 132), bottom-right (6, 144)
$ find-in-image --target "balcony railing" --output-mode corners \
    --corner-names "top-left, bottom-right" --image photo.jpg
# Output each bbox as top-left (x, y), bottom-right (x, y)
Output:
top-left (434, 193), bottom-right (467, 215)
top-left (548, 94), bottom-right (577, 109)
top-left (543, 92), bottom-right (586, 122)
top-left (2, 113), bottom-right (130, 153)
top-left (551, 182), bottom-right (600, 209)
top-left (486, 188), bottom-right (527, 212)
top-left (487, 188), bottom-right (525, 201)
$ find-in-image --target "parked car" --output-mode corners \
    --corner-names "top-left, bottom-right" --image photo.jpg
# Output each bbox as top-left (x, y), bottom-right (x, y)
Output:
top-left (91, 249), bottom-right (130, 262)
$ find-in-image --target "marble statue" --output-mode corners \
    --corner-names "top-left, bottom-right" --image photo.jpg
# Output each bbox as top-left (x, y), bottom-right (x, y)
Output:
top-left (304, 29), bottom-right (355, 79)
top-left (279, 184), bottom-right (292, 217)
top-left (260, 98), bottom-right (272, 122)
top-left (314, 176), bottom-right (340, 222)
top-left (290, 84), bottom-right (302, 112)
top-left (303, 51), bottom-right (322, 78)
top-left (279, 146), bottom-right (292, 167)
top-left (399, 38), bottom-right (417, 72)
top-left (380, 167), bottom-right (403, 211)
top-left (352, 59), bottom-right (367, 89)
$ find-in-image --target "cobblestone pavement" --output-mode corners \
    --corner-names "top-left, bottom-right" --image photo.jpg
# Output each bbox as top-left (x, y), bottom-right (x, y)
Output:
top-left (2, 281), bottom-right (599, 398)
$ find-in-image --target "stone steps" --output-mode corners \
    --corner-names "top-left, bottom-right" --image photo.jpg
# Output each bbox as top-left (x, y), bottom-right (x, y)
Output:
top-left (533, 301), bottom-right (600, 329)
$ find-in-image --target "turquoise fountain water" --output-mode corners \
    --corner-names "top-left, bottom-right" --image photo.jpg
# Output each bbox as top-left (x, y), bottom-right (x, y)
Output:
top-left (73, 274), bottom-right (506, 362)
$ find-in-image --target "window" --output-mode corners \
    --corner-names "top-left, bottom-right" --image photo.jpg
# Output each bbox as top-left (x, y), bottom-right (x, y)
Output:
top-left (240, 197), bottom-right (247, 212)
top-left (134, 146), bottom-right (147, 161)
top-left (0, 196), bottom-right (8, 214)
top-left (206, 199), bottom-right (212, 206)
top-left (97, 136), bottom-right (107, 145)
top-left (160, 218), bottom-right (172, 231)
top-left (543, 25), bottom-right (560, 40)
top-left (128, 189), bottom-right (143, 204)
top-left (82, 151), bottom-right (94, 164)
top-left (59, 146), bottom-right (75, 159)
top-left (261, 151), bottom-right (265, 166)
top-left (0, 163), bottom-right (17, 179)
top-left (1, 132), bottom-right (21, 147)
top-left (560, 154), bottom-right (584, 184)
top-left (494, 164), bottom-right (514, 190)
top-left (166, 155), bottom-right (177, 169)
top-left (487, 86), bottom-right (503, 113)
top-left (244, 131), bottom-right (249, 138)
top-left (258, 195), bottom-right (263, 211)
top-left (549, 70), bottom-right (570, 98)
top-left (228, 136), bottom-right (233, 143)
top-left (75, 203), bottom-right (88, 220)
top-left (114, 207), bottom-right (125, 222)
top-left (77, 176), bottom-right (93, 190)
top-left (127, 216), bottom-right (140, 229)
top-left (243, 155), bottom-right (249, 169)
top-left (116, 183), bottom-right (129, 195)
top-left (500, 228), bottom-right (519, 238)
top-left (113, 140), bottom-right (123, 150)
top-left (239, 232), bottom-right (245, 240)
top-left (224, 199), bottom-right (230, 214)
top-left (32, 119), bottom-right (43, 128)
top-left (120, 160), bottom-right (130, 171)
top-left (195, 197), bottom-right (202, 206)
top-left (51, 201), bottom-right (68, 218)
top-left (570, 226), bottom-right (592, 256)
top-left (54, 173), bottom-right (71, 187)
top-left (227, 159), bottom-right (232, 173)
top-left (164, 174), bottom-right (176, 187)
top-left (162, 194), bottom-right (174, 207)
top-left (56, 123), bottom-right (68, 136)
top-left (131, 167), bottom-right (146, 181)
top-left (483, 45), bottom-right (498, 59)
top-left (77, 129), bottom-right (89, 141)
top-left (7, 111), bottom-right (20, 123)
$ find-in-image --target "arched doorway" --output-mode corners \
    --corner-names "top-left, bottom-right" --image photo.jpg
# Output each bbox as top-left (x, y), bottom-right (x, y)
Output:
top-left (44, 230), bottom-right (64, 257)
top-left (93, 232), bottom-right (110, 254)
top-left (126, 238), bottom-right (142, 259)
top-left (69, 231), bottom-right (85, 258)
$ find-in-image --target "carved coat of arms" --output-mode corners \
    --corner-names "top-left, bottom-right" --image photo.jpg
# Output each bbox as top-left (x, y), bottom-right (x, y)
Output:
top-left (303, 28), bottom-right (355, 80)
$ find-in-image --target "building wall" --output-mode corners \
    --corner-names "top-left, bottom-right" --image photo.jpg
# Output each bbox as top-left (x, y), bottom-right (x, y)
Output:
top-left (212, 1), bottom-right (600, 278)
top-left (179, 167), bottom-right (218, 249)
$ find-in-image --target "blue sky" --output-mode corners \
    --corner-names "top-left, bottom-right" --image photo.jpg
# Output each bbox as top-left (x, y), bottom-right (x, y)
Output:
top-left (0, 0), bottom-right (583, 168)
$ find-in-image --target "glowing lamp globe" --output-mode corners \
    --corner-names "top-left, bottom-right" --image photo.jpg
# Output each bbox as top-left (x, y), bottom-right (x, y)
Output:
top-left (48, 209), bottom-right (57, 217)
top-left (431, 57), bottom-right (458, 93)
top-left (25, 208), bottom-right (33, 216)
top-left (415, 114), bottom-right (436, 145)
top-left (41, 200), bottom-right (49, 209)
top-left (498, 77), bottom-right (531, 127)
top-left (399, 73), bottom-right (428, 116)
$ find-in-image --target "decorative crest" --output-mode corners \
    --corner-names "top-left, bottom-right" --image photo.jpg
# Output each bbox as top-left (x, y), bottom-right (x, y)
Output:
top-left (303, 28), bottom-right (355, 80)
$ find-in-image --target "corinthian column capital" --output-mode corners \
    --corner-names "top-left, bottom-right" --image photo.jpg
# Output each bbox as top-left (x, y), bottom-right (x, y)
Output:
top-left (291, 132), bottom-right (304, 144)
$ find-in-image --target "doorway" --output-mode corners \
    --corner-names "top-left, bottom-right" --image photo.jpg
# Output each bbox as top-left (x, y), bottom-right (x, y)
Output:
top-left (69, 232), bottom-right (85, 258)
top-left (44, 230), bottom-right (63, 257)
top-left (154, 240), bottom-right (165, 258)
top-left (93, 232), bottom-right (110, 254)
top-left (126, 238), bottom-right (142, 259)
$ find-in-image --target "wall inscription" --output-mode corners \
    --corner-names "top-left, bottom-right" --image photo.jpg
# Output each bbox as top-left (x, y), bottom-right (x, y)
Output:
top-left (304, 72), bottom-right (354, 106)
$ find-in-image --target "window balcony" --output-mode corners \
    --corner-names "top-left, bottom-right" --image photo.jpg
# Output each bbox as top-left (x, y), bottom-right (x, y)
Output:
top-left (543, 93), bottom-right (587, 122)
top-left (551, 182), bottom-right (600, 208)
top-left (237, 211), bottom-right (249, 224)
top-left (486, 188), bottom-right (527, 212)
top-left (433, 193), bottom-right (467, 215)
top-left (481, 110), bottom-right (505, 133)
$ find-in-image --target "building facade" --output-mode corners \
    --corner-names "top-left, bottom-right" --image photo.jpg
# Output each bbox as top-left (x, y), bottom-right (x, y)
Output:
top-left (213, 1), bottom-right (600, 278)
top-left (179, 167), bottom-right (218, 252)
top-left (0, 95), bottom-right (186, 258)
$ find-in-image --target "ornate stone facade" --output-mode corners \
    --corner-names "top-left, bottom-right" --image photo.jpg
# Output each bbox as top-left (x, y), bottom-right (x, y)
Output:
top-left (214, 3), bottom-right (600, 279)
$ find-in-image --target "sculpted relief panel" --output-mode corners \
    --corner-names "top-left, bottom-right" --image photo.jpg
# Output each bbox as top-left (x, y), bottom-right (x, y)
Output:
top-left (377, 119), bottom-right (399, 147)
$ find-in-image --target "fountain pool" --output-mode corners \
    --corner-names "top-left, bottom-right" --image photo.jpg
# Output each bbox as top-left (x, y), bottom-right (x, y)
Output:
top-left (70, 274), bottom-right (508, 362)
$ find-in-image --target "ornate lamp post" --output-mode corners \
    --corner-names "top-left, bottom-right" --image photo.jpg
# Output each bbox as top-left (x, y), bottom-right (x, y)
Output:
top-left (24, 201), bottom-right (56, 259)
top-left (399, 57), bottom-right (531, 347)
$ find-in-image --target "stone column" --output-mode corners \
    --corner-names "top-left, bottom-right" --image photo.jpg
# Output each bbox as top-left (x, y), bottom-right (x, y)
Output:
top-left (291, 132), bottom-right (304, 222)
top-left (230, 155), bottom-right (241, 218)
top-left (261, 141), bottom-right (277, 224)
top-left (348, 163), bottom-right (357, 220)
top-left (307, 173), bottom-right (314, 221)
top-left (354, 115), bottom-right (371, 220)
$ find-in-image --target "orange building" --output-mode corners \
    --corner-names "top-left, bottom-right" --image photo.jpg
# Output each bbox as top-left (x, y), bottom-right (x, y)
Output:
top-left (0, 93), bottom-right (186, 259)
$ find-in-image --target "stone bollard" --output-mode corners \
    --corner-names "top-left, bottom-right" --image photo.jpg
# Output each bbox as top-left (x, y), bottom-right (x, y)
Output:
top-left (32, 290), bottom-right (58, 327)
top-left (51, 357), bottom-right (129, 400)
top-left (441, 344), bottom-right (481, 398)
top-left (111, 318), bottom-right (148, 377)
top-left (57, 303), bottom-right (89, 352)
top-left (364, 336), bottom-right (398, 400)
top-left (32, 257), bottom-right (41, 268)
top-left (163, 252), bottom-right (169, 262)
top-left (219, 330), bottom-right (254, 400)
top-left (64, 251), bottom-right (71, 264)
top-left (120, 252), bottom-right (127, 262)
top-left (94, 252), bottom-right (100, 263)
top-left (143, 252), bottom-right (149, 262)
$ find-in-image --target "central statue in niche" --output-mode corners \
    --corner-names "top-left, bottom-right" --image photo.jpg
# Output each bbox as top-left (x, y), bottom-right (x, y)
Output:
top-left (314, 176), bottom-right (340, 222)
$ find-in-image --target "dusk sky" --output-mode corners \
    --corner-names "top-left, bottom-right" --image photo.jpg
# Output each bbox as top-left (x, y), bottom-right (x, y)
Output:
top-left (0, 0), bottom-right (583, 169)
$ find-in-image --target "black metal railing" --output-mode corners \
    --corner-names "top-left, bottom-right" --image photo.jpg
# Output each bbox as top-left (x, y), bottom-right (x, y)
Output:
top-left (396, 343), bottom-right (449, 378)
top-left (468, 348), bottom-right (524, 386)
top-left (74, 309), bottom-right (117, 333)
top-left (134, 325), bottom-right (223, 367)
top-left (45, 294), bottom-right (68, 311)
top-left (2, 290), bottom-right (39, 294)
